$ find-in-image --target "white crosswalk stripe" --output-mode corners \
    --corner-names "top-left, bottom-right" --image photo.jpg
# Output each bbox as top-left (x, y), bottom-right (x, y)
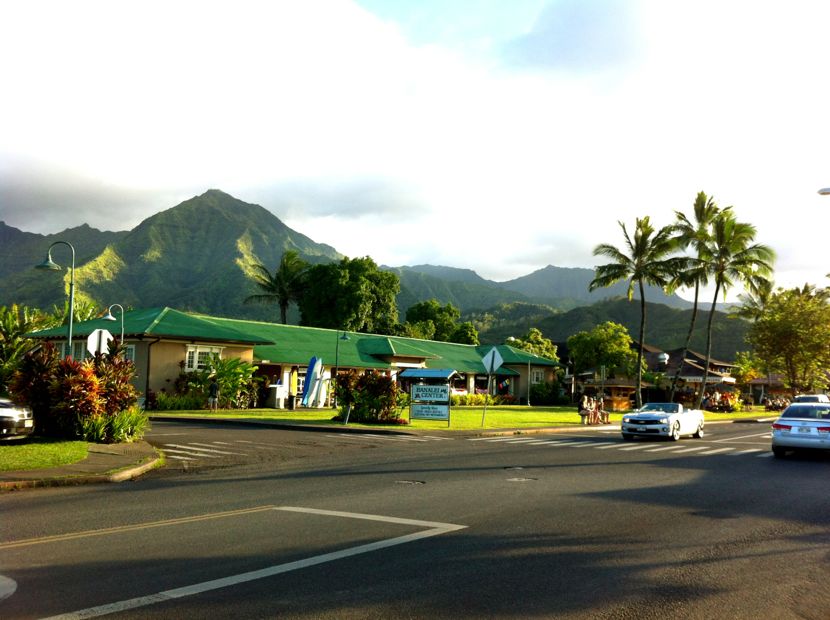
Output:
top-left (163, 443), bottom-right (247, 456)
top-left (162, 447), bottom-right (221, 459)
top-left (464, 436), bottom-right (770, 459)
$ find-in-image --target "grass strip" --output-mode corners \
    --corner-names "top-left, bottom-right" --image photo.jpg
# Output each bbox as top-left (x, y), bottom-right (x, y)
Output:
top-left (0, 437), bottom-right (88, 472)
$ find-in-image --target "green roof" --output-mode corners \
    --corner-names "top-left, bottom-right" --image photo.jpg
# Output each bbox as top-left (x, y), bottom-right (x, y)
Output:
top-left (28, 307), bottom-right (274, 345)
top-left (29, 307), bottom-right (560, 375)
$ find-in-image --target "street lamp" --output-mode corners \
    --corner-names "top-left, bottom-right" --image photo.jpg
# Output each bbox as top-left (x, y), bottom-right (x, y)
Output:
top-left (103, 303), bottom-right (125, 343)
top-left (333, 330), bottom-right (350, 407)
top-left (36, 241), bottom-right (76, 358)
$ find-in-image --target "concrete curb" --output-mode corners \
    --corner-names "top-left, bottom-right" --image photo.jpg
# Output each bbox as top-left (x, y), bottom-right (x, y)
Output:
top-left (0, 448), bottom-right (164, 492)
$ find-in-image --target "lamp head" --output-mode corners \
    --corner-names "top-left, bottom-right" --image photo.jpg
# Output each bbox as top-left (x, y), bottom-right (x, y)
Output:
top-left (103, 311), bottom-right (117, 322)
top-left (35, 256), bottom-right (61, 271)
top-left (819, 188), bottom-right (830, 195)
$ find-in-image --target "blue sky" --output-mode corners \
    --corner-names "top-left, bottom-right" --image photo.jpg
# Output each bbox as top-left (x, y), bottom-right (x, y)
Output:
top-left (2, 0), bottom-right (829, 301)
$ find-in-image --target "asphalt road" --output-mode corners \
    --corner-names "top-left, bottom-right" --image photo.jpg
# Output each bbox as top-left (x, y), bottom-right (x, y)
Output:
top-left (2, 420), bottom-right (829, 619)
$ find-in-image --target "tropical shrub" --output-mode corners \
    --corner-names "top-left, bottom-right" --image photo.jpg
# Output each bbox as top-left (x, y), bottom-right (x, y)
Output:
top-left (155, 391), bottom-right (205, 411)
top-left (9, 340), bottom-right (140, 442)
top-left (154, 355), bottom-right (261, 410)
top-left (335, 370), bottom-right (403, 424)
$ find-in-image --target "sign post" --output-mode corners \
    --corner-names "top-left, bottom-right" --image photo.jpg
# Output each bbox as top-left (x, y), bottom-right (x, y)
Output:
top-left (480, 347), bottom-right (504, 427)
top-left (86, 329), bottom-right (113, 356)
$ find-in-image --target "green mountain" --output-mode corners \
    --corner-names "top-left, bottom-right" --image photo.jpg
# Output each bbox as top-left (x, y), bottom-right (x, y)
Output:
top-left (474, 298), bottom-right (747, 361)
top-left (1, 190), bottom-right (342, 320)
top-left (0, 189), bottom-right (744, 359)
top-left (498, 265), bottom-right (693, 310)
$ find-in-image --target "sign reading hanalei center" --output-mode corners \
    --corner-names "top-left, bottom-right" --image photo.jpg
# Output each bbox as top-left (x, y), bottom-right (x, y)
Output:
top-left (412, 385), bottom-right (450, 402)
top-left (410, 383), bottom-right (451, 423)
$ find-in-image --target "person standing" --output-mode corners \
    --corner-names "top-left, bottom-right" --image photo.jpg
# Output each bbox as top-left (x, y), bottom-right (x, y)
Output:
top-left (208, 377), bottom-right (219, 411)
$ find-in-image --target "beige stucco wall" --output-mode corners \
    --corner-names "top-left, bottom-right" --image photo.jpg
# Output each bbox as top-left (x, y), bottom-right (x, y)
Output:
top-left (131, 340), bottom-right (254, 396)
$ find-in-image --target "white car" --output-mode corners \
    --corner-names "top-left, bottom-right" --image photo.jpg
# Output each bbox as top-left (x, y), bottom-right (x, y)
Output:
top-left (0, 397), bottom-right (34, 439)
top-left (771, 402), bottom-right (830, 457)
top-left (621, 402), bottom-right (705, 441)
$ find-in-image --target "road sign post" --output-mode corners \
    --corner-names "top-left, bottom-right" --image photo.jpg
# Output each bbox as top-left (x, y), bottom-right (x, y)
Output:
top-left (480, 347), bottom-right (504, 427)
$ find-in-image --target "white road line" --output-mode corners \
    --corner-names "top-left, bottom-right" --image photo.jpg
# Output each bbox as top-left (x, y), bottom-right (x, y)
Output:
top-left (519, 440), bottom-right (558, 445)
top-left (420, 436), bottom-right (453, 440)
top-left (211, 441), bottom-right (233, 445)
top-left (714, 432), bottom-right (772, 443)
top-left (698, 447), bottom-right (735, 455)
top-left (165, 455), bottom-right (196, 461)
top-left (43, 507), bottom-right (466, 620)
top-left (595, 443), bottom-right (625, 449)
top-left (547, 440), bottom-right (592, 446)
top-left (644, 445), bottom-right (685, 452)
top-left (587, 442), bottom-right (617, 448)
top-left (617, 444), bottom-right (652, 451)
top-left (756, 452), bottom-right (774, 458)
top-left (730, 448), bottom-right (762, 455)
top-left (183, 443), bottom-right (248, 455)
top-left (233, 441), bottom-right (291, 450)
top-left (562, 441), bottom-right (599, 448)
top-left (670, 446), bottom-right (708, 453)
top-left (161, 448), bottom-right (220, 459)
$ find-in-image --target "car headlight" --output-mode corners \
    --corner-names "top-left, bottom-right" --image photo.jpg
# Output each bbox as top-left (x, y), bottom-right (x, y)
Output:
top-left (658, 416), bottom-right (669, 424)
top-left (622, 417), bottom-right (630, 423)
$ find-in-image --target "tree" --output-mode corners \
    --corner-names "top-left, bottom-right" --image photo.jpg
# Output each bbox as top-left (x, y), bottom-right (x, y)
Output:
top-left (403, 299), bottom-right (480, 344)
top-left (567, 322), bottom-right (638, 377)
top-left (244, 250), bottom-right (309, 324)
top-left (696, 211), bottom-right (775, 407)
top-left (299, 256), bottom-right (400, 333)
top-left (748, 285), bottom-right (830, 395)
top-left (667, 191), bottom-right (723, 400)
top-left (507, 328), bottom-right (558, 361)
top-left (590, 217), bottom-right (679, 408)
top-left (0, 304), bottom-right (54, 394)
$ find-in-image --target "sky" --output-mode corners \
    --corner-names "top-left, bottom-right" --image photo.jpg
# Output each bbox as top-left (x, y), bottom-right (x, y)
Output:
top-left (2, 0), bottom-right (830, 303)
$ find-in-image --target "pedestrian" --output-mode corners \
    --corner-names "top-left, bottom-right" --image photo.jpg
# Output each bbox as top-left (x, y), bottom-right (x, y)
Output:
top-left (208, 376), bottom-right (219, 411)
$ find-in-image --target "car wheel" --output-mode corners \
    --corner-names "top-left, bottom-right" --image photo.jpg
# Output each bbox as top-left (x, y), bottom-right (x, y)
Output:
top-left (772, 446), bottom-right (787, 458)
top-left (670, 422), bottom-right (681, 441)
top-left (622, 433), bottom-right (633, 441)
top-left (693, 423), bottom-right (704, 439)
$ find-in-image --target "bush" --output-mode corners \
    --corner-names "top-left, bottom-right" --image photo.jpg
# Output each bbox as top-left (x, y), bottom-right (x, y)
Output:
top-left (335, 370), bottom-right (403, 424)
top-left (9, 340), bottom-right (141, 442)
top-left (155, 391), bottom-right (205, 411)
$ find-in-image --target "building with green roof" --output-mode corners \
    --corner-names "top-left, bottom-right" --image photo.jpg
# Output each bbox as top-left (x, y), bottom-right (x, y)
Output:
top-left (29, 307), bottom-right (559, 406)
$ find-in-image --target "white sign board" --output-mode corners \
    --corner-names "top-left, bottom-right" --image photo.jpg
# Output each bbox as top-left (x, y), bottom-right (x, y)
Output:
top-left (481, 347), bottom-right (504, 374)
top-left (87, 328), bottom-right (113, 355)
top-left (412, 384), bottom-right (450, 402)
top-left (411, 403), bottom-right (450, 420)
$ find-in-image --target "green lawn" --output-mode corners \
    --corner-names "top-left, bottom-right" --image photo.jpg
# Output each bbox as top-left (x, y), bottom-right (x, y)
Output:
top-left (0, 437), bottom-right (89, 472)
top-left (152, 405), bottom-right (772, 431)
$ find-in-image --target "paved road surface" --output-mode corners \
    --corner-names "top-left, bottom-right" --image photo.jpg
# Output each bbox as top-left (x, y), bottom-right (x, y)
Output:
top-left (2, 421), bottom-right (828, 619)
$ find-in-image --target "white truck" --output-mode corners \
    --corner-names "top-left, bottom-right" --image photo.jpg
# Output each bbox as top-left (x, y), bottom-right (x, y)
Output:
top-left (621, 402), bottom-right (705, 441)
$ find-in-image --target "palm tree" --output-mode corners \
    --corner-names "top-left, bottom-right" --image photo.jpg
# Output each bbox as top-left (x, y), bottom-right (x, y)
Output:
top-left (590, 216), bottom-right (680, 408)
top-left (666, 192), bottom-right (723, 400)
top-left (244, 250), bottom-right (309, 324)
top-left (696, 211), bottom-right (775, 408)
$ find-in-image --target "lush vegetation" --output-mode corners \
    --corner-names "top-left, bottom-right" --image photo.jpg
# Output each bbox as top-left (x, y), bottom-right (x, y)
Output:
top-left (333, 369), bottom-right (406, 424)
top-left (148, 356), bottom-right (262, 411)
top-left (8, 340), bottom-right (145, 442)
top-left (401, 299), bottom-right (479, 344)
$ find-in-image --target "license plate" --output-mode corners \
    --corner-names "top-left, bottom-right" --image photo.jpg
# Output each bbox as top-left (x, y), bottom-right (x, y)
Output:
top-left (24, 419), bottom-right (33, 427)
top-left (798, 427), bottom-right (812, 433)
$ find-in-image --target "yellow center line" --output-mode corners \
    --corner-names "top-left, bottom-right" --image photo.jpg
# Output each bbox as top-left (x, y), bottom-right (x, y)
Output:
top-left (0, 505), bottom-right (276, 550)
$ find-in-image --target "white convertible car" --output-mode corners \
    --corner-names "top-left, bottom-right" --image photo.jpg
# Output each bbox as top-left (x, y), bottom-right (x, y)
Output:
top-left (621, 402), bottom-right (705, 441)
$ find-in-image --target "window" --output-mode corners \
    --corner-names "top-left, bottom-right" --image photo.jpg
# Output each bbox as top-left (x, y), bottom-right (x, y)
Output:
top-left (123, 345), bottom-right (136, 363)
top-left (60, 341), bottom-right (88, 360)
top-left (184, 345), bottom-right (223, 371)
top-left (531, 369), bottom-right (545, 384)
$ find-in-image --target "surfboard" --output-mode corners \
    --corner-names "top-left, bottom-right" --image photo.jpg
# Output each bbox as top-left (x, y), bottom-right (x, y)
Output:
top-left (312, 362), bottom-right (327, 407)
top-left (300, 356), bottom-right (317, 406)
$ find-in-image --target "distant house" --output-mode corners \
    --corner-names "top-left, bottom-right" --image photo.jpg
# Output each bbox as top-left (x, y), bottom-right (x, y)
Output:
top-left (28, 307), bottom-right (559, 406)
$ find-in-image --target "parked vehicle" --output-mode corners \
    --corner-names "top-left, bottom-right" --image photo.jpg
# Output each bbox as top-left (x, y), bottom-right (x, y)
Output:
top-left (0, 397), bottom-right (34, 439)
top-left (621, 402), bottom-right (705, 441)
top-left (771, 402), bottom-right (830, 457)
top-left (792, 394), bottom-right (830, 403)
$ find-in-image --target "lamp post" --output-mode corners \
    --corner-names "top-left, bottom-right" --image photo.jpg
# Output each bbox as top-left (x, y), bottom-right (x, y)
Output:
top-left (103, 303), bottom-right (125, 343)
top-left (333, 330), bottom-right (350, 408)
top-left (36, 241), bottom-right (76, 358)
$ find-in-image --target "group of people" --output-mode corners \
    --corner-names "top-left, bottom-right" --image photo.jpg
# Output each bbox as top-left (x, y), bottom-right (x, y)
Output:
top-left (579, 395), bottom-right (610, 425)
top-left (762, 396), bottom-right (790, 411)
